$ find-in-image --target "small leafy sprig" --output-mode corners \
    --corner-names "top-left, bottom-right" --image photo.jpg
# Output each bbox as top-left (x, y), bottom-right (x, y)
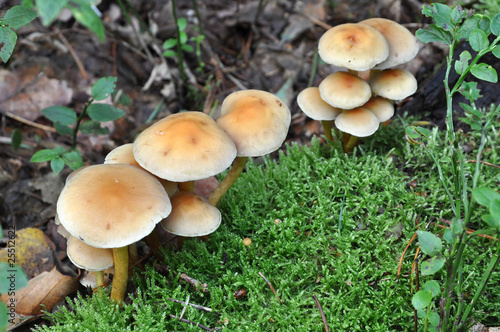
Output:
top-left (30, 77), bottom-right (125, 173)
top-left (0, 5), bottom-right (37, 62)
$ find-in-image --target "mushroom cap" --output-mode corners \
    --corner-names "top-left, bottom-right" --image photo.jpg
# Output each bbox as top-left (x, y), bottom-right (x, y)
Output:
top-left (296, 87), bottom-right (342, 120)
top-left (360, 18), bottom-right (419, 70)
top-left (57, 164), bottom-right (172, 248)
top-left (67, 236), bottom-right (114, 271)
top-left (362, 97), bottom-right (395, 122)
top-left (216, 89), bottom-right (291, 157)
top-left (161, 191), bottom-right (221, 237)
top-left (335, 107), bottom-right (380, 137)
top-left (105, 143), bottom-right (178, 196)
top-left (133, 112), bottom-right (237, 182)
top-left (319, 72), bottom-right (372, 109)
top-left (318, 23), bottom-right (389, 71)
top-left (369, 68), bottom-right (417, 100)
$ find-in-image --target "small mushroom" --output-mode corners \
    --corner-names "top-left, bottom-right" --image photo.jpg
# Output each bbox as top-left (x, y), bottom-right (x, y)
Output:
top-left (334, 107), bottom-right (380, 153)
top-left (369, 68), bottom-right (418, 101)
top-left (318, 72), bottom-right (372, 110)
top-left (361, 97), bottom-right (395, 123)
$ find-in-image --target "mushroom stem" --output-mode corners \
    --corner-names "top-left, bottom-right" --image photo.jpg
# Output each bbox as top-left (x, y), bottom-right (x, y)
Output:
top-left (128, 243), bottom-right (139, 264)
top-left (95, 270), bottom-right (105, 287)
top-left (110, 246), bottom-right (129, 303)
top-left (321, 120), bottom-right (334, 141)
top-left (208, 156), bottom-right (248, 206)
top-left (179, 181), bottom-right (194, 192)
top-left (145, 228), bottom-right (162, 259)
top-left (343, 134), bottom-right (359, 153)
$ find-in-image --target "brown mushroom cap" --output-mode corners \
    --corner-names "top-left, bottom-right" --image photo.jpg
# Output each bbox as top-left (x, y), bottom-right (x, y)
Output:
top-left (319, 72), bottom-right (372, 109)
top-left (216, 89), bottom-right (291, 157)
top-left (67, 236), bottom-right (114, 271)
top-left (296, 87), bottom-right (342, 120)
top-left (318, 23), bottom-right (389, 71)
top-left (369, 68), bottom-right (417, 100)
top-left (57, 164), bottom-right (172, 248)
top-left (161, 191), bottom-right (221, 237)
top-left (133, 112), bottom-right (237, 182)
top-left (334, 107), bottom-right (380, 137)
top-left (360, 18), bottom-right (419, 70)
top-left (362, 97), bottom-right (395, 122)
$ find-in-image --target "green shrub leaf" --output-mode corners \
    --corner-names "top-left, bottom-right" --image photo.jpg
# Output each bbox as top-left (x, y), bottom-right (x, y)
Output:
top-left (491, 13), bottom-right (500, 36)
top-left (54, 122), bottom-right (74, 136)
top-left (51, 157), bottom-right (65, 174)
top-left (412, 290), bottom-right (432, 310)
top-left (424, 280), bottom-right (441, 297)
top-left (69, 3), bottom-right (105, 42)
top-left (457, 15), bottom-right (481, 40)
top-left (2, 5), bottom-right (37, 29)
top-left (62, 150), bottom-right (84, 170)
top-left (416, 25), bottom-right (453, 45)
top-left (91, 77), bottom-right (117, 101)
top-left (177, 18), bottom-right (187, 31)
top-left (455, 50), bottom-right (471, 75)
top-left (0, 26), bottom-right (17, 63)
top-left (443, 228), bottom-right (454, 243)
top-left (470, 63), bottom-right (498, 83)
top-left (162, 38), bottom-right (177, 49)
top-left (37, 0), bottom-right (68, 26)
top-left (42, 106), bottom-right (77, 125)
top-left (492, 45), bottom-right (500, 59)
top-left (31, 148), bottom-right (61, 162)
top-left (163, 50), bottom-right (176, 57)
top-left (472, 187), bottom-right (500, 207)
top-left (79, 120), bottom-right (110, 135)
top-left (428, 311), bottom-right (440, 326)
top-left (469, 29), bottom-right (489, 52)
top-left (11, 128), bottom-right (22, 150)
top-left (450, 218), bottom-right (464, 235)
top-left (481, 214), bottom-right (500, 230)
top-left (417, 231), bottom-right (442, 256)
top-left (421, 256), bottom-right (446, 275)
top-left (422, 3), bottom-right (453, 31)
top-left (87, 103), bottom-right (125, 122)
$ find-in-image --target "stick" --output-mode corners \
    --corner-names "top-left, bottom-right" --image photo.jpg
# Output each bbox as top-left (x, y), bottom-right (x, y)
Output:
top-left (179, 273), bottom-right (208, 292)
top-left (53, 27), bottom-right (88, 80)
top-left (179, 294), bottom-right (190, 320)
top-left (167, 298), bottom-right (220, 314)
top-left (312, 294), bottom-right (329, 332)
top-left (3, 111), bottom-right (56, 133)
top-left (258, 272), bottom-right (282, 304)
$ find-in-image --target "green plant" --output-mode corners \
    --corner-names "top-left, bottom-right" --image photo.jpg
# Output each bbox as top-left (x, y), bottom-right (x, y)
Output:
top-left (0, 5), bottom-right (37, 63)
top-left (406, 3), bottom-right (500, 330)
top-left (30, 77), bottom-right (125, 173)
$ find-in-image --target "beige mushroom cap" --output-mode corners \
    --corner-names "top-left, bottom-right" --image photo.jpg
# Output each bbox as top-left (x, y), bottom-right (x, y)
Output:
top-left (369, 68), bottom-right (417, 100)
top-left (57, 164), bottom-right (172, 248)
top-left (360, 18), bottom-right (419, 70)
top-left (216, 89), bottom-right (291, 157)
top-left (335, 107), bottom-right (380, 137)
top-left (67, 236), bottom-right (114, 271)
top-left (161, 191), bottom-right (221, 237)
top-left (133, 112), bottom-right (237, 182)
top-left (318, 23), bottom-right (389, 71)
top-left (297, 87), bottom-right (342, 120)
top-left (319, 72), bottom-right (372, 110)
top-left (362, 97), bottom-right (395, 122)
top-left (105, 143), bottom-right (178, 196)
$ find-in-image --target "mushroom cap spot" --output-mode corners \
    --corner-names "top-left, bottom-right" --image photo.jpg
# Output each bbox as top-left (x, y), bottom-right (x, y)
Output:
top-left (360, 18), bottom-right (419, 70)
top-left (335, 107), bottom-right (380, 137)
top-left (361, 97), bottom-right (395, 122)
top-left (318, 23), bottom-right (389, 71)
top-left (67, 236), bottom-right (114, 271)
top-left (297, 87), bottom-right (342, 120)
top-left (161, 191), bottom-right (221, 237)
top-left (216, 89), bottom-right (291, 157)
top-left (369, 68), bottom-right (417, 100)
top-left (133, 112), bottom-right (237, 182)
top-left (57, 164), bottom-right (172, 248)
top-left (318, 72), bottom-right (372, 109)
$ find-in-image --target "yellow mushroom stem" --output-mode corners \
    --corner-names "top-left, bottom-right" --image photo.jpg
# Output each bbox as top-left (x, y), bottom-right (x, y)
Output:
top-left (110, 246), bottom-right (129, 303)
top-left (95, 270), bottom-right (105, 288)
top-left (208, 156), bottom-right (248, 207)
top-left (321, 120), bottom-right (334, 142)
top-left (145, 229), bottom-right (162, 259)
top-left (178, 181), bottom-right (194, 192)
top-left (342, 133), bottom-right (359, 153)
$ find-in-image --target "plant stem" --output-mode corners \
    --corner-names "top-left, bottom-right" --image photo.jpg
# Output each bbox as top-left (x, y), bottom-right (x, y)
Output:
top-left (72, 98), bottom-right (93, 149)
top-left (208, 156), bottom-right (248, 206)
top-left (171, 0), bottom-right (186, 80)
top-left (110, 246), bottom-right (129, 303)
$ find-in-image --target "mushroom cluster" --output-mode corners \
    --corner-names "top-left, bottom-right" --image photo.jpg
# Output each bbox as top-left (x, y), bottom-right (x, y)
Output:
top-left (297, 18), bottom-right (419, 152)
top-left (55, 89), bottom-right (290, 303)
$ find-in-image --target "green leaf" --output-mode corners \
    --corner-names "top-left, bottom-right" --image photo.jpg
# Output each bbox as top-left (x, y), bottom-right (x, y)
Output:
top-left (79, 120), bottom-right (110, 135)
top-left (460, 81), bottom-right (482, 100)
top-left (490, 199), bottom-right (500, 221)
top-left (62, 150), bottom-right (84, 170)
top-left (31, 148), bottom-right (61, 162)
top-left (473, 187), bottom-right (500, 207)
top-left (42, 106), bottom-right (77, 125)
top-left (417, 231), bottom-right (442, 256)
top-left (457, 15), bottom-right (480, 40)
top-left (181, 44), bottom-right (194, 52)
top-left (481, 214), bottom-right (500, 230)
top-left (415, 126), bottom-right (432, 138)
top-left (163, 50), bottom-right (176, 57)
top-left (469, 29), bottom-right (489, 52)
top-left (459, 102), bottom-right (474, 112)
top-left (162, 38), bottom-right (177, 49)
top-left (2, 6), bottom-right (37, 29)
top-left (11, 128), bottom-right (22, 150)
top-left (450, 5), bottom-right (467, 24)
top-left (493, 45), bottom-right (500, 59)
top-left (405, 126), bottom-right (421, 140)
top-left (421, 256), bottom-right (446, 275)
top-left (87, 103), bottom-right (125, 122)
top-left (443, 228), bottom-right (454, 243)
top-left (455, 50), bottom-right (471, 75)
top-left (478, 15), bottom-right (491, 36)
top-left (470, 63), bottom-right (498, 83)
top-left (177, 18), bottom-right (187, 31)
top-left (0, 263), bottom-right (28, 293)
top-left (492, 13), bottom-right (500, 36)
top-left (179, 31), bottom-right (188, 44)
top-left (450, 218), bottom-right (464, 235)
top-left (428, 311), bottom-right (440, 326)
top-left (54, 122), bottom-right (74, 136)
top-left (417, 308), bottom-right (427, 319)
top-left (412, 290), bottom-right (432, 310)
top-left (416, 25), bottom-right (453, 45)
top-left (51, 157), bottom-right (65, 174)
top-left (424, 280), bottom-right (441, 297)
top-left (91, 77), bottom-right (117, 101)
top-left (69, 3), bottom-right (105, 42)
top-left (422, 3), bottom-right (453, 31)
top-left (36, 0), bottom-right (68, 26)
top-left (0, 26), bottom-right (17, 63)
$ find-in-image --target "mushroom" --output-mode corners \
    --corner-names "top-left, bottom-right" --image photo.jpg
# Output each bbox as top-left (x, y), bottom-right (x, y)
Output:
top-left (56, 164), bottom-right (172, 302)
top-left (369, 68), bottom-right (418, 101)
top-left (133, 111), bottom-right (237, 192)
top-left (318, 71), bottom-right (372, 110)
top-left (361, 97), bottom-right (395, 123)
top-left (210, 89), bottom-right (291, 206)
top-left (318, 23), bottom-right (389, 72)
top-left (334, 107), bottom-right (380, 153)
top-left (296, 87), bottom-right (341, 141)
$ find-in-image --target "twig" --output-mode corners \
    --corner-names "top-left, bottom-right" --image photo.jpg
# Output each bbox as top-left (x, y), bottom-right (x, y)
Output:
top-left (53, 27), bottom-right (88, 80)
top-left (2, 110), bottom-right (56, 133)
top-left (312, 294), bottom-right (329, 332)
top-left (167, 298), bottom-right (220, 315)
top-left (258, 272), bottom-right (282, 304)
top-left (437, 219), bottom-right (498, 241)
top-left (465, 159), bottom-right (500, 169)
top-left (179, 273), bottom-right (208, 292)
top-left (168, 314), bottom-right (219, 331)
top-left (179, 294), bottom-right (190, 320)
top-left (396, 232), bottom-right (418, 284)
